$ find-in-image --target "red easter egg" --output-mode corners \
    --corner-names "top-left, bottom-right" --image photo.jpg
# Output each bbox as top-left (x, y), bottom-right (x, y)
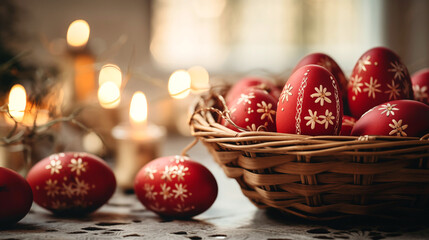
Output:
top-left (348, 47), bottom-right (413, 118)
top-left (340, 115), bottom-right (356, 136)
top-left (277, 65), bottom-right (343, 135)
top-left (0, 167), bottom-right (33, 226)
top-left (351, 100), bottom-right (429, 137)
top-left (224, 88), bottom-right (277, 132)
top-left (134, 155), bottom-right (218, 219)
top-left (411, 68), bottom-right (429, 105)
top-left (27, 152), bottom-right (116, 215)
top-left (225, 77), bottom-right (280, 105)
top-left (293, 53), bottom-right (348, 104)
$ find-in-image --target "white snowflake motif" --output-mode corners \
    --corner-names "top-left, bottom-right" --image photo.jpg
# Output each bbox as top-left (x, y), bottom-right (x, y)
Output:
top-left (61, 182), bottom-right (75, 198)
top-left (236, 92), bottom-right (255, 105)
top-left (304, 109), bottom-right (319, 130)
top-left (74, 178), bottom-right (90, 196)
top-left (246, 123), bottom-right (258, 131)
top-left (385, 79), bottom-right (401, 100)
top-left (144, 167), bottom-right (157, 180)
top-left (172, 183), bottom-right (189, 202)
top-left (378, 103), bottom-right (399, 117)
top-left (343, 118), bottom-right (356, 127)
top-left (159, 183), bottom-right (173, 200)
top-left (50, 200), bottom-right (67, 210)
top-left (45, 159), bottom-right (62, 175)
top-left (45, 179), bottom-right (60, 197)
top-left (229, 107), bottom-right (236, 114)
top-left (171, 155), bottom-right (188, 164)
top-left (73, 152), bottom-right (87, 158)
top-left (144, 183), bottom-right (158, 200)
top-left (389, 119), bottom-right (408, 136)
top-left (357, 55), bottom-right (371, 73)
top-left (317, 57), bottom-right (333, 72)
top-left (363, 77), bottom-right (381, 99)
top-left (350, 75), bottom-right (363, 95)
top-left (256, 101), bottom-right (276, 123)
top-left (280, 84), bottom-right (293, 103)
top-left (310, 85), bottom-right (332, 106)
top-left (175, 165), bottom-right (189, 181)
top-left (318, 110), bottom-right (335, 129)
top-left (388, 61), bottom-right (406, 80)
top-left (161, 165), bottom-right (175, 181)
top-left (149, 202), bottom-right (166, 212)
top-left (68, 158), bottom-right (88, 176)
top-left (173, 203), bottom-right (194, 213)
top-left (413, 85), bottom-right (428, 102)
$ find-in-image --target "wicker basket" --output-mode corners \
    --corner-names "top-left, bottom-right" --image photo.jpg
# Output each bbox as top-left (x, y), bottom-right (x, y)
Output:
top-left (189, 86), bottom-right (429, 220)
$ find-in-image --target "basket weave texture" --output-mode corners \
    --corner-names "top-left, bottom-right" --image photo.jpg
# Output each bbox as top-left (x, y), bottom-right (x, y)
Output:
top-left (189, 87), bottom-right (429, 220)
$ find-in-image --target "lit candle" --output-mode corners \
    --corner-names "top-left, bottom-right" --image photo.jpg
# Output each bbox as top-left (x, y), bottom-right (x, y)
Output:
top-left (112, 91), bottom-right (166, 190)
top-left (67, 19), bottom-right (95, 102)
top-left (167, 68), bottom-right (210, 135)
top-left (7, 84), bottom-right (27, 123)
top-left (1, 84), bottom-right (27, 173)
top-left (97, 82), bottom-right (121, 109)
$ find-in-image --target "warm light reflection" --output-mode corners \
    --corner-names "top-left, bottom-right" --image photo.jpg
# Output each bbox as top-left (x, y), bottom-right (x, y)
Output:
top-left (98, 82), bottom-right (121, 109)
top-left (22, 108), bottom-right (50, 126)
top-left (188, 66), bottom-right (210, 93)
top-left (67, 19), bottom-right (90, 47)
top-left (129, 91), bottom-right (148, 126)
top-left (99, 64), bottom-right (122, 88)
top-left (8, 84), bottom-right (27, 122)
top-left (168, 70), bottom-right (191, 99)
top-left (192, 0), bottom-right (226, 18)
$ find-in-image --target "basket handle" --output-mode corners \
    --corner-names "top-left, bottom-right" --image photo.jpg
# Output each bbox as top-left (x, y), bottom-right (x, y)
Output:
top-left (181, 138), bottom-right (199, 157)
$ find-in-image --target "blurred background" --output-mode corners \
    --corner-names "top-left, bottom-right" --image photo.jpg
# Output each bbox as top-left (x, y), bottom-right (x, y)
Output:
top-left (0, 0), bottom-right (428, 174)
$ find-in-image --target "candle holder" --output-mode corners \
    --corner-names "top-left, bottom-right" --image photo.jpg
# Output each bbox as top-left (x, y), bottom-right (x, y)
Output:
top-left (111, 123), bottom-right (166, 191)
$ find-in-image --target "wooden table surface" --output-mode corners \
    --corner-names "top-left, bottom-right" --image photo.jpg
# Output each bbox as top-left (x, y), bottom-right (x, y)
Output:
top-left (2, 135), bottom-right (429, 240)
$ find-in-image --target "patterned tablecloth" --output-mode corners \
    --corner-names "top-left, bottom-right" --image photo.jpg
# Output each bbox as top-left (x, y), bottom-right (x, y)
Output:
top-left (2, 135), bottom-right (429, 240)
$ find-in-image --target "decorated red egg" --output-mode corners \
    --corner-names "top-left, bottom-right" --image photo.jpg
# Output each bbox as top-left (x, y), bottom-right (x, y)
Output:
top-left (225, 77), bottom-right (280, 105)
top-left (224, 88), bottom-right (277, 132)
top-left (351, 100), bottom-right (429, 137)
top-left (134, 155), bottom-right (218, 218)
top-left (411, 68), bottom-right (429, 105)
top-left (26, 152), bottom-right (116, 215)
top-left (339, 115), bottom-right (356, 136)
top-left (292, 53), bottom-right (348, 104)
top-left (0, 167), bottom-right (33, 225)
top-left (276, 65), bottom-right (343, 135)
top-left (348, 47), bottom-right (413, 118)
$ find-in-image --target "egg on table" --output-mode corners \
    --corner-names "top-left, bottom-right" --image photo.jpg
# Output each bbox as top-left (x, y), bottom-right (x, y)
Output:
top-left (26, 152), bottom-right (116, 215)
top-left (276, 64), bottom-right (343, 135)
top-left (347, 47), bottom-right (414, 118)
top-left (0, 167), bottom-right (33, 226)
top-left (134, 155), bottom-right (218, 219)
top-left (351, 100), bottom-right (429, 137)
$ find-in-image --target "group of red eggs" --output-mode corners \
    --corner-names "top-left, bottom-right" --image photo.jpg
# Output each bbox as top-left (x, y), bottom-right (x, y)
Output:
top-left (223, 47), bottom-right (429, 138)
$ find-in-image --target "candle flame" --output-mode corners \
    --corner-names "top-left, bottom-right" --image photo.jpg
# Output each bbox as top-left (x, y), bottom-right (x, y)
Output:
top-left (98, 82), bottom-right (121, 109)
top-left (67, 19), bottom-right (90, 47)
top-left (129, 91), bottom-right (148, 125)
top-left (8, 84), bottom-right (27, 122)
top-left (99, 64), bottom-right (122, 88)
top-left (168, 70), bottom-right (191, 99)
